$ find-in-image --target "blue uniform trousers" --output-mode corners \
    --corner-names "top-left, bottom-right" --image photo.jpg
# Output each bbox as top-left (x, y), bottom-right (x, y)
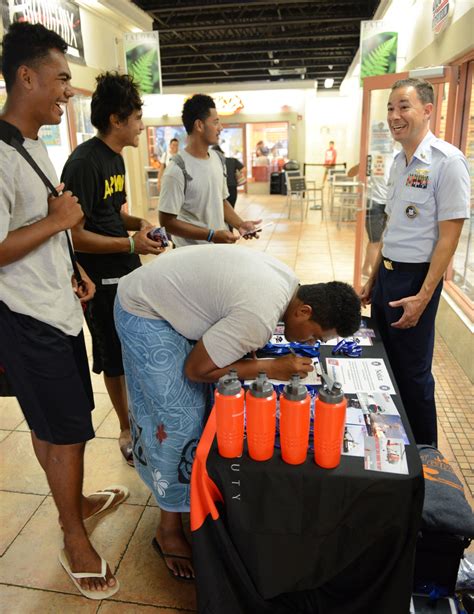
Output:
top-left (372, 264), bottom-right (442, 446)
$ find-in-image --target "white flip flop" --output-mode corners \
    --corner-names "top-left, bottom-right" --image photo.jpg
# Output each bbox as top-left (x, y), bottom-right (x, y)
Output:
top-left (58, 548), bottom-right (120, 600)
top-left (84, 485), bottom-right (130, 525)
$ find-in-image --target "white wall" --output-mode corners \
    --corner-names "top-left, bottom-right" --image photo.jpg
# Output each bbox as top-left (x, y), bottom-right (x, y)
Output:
top-left (304, 88), bottom-right (362, 180)
top-left (378, 0), bottom-right (473, 69)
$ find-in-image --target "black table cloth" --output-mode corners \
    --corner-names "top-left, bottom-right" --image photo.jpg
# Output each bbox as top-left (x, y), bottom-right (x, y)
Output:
top-left (190, 320), bottom-right (424, 614)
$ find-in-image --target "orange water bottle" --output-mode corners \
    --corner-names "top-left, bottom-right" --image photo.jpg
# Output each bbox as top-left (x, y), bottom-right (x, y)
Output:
top-left (246, 372), bottom-right (276, 461)
top-left (280, 374), bottom-right (311, 465)
top-left (314, 381), bottom-right (347, 469)
top-left (215, 369), bottom-right (244, 458)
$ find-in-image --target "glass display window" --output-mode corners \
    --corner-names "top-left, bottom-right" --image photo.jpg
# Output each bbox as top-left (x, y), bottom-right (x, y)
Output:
top-left (146, 125), bottom-right (187, 167)
top-left (246, 122), bottom-right (289, 181)
top-left (70, 93), bottom-right (95, 146)
top-left (445, 59), bottom-right (474, 305)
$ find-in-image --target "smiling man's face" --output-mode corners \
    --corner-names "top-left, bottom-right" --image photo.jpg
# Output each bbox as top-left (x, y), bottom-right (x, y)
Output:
top-left (28, 48), bottom-right (74, 126)
top-left (387, 85), bottom-right (432, 152)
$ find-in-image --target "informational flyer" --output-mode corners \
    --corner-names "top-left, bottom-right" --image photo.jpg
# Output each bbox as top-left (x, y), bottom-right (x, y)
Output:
top-left (364, 436), bottom-right (408, 475)
top-left (342, 425), bottom-right (366, 457)
top-left (357, 392), bottom-right (399, 415)
top-left (346, 398), bottom-right (366, 426)
top-left (325, 358), bottom-right (395, 394)
top-left (369, 414), bottom-right (409, 444)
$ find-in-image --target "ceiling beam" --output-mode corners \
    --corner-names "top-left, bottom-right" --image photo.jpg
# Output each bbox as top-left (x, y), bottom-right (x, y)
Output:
top-left (161, 44), bottom-right (356, 59)
top-left (163, 71), bottom-right (345, 83)
top-left (153, 16), bottom-right (363, 32)
top-left (161, 56), bottom-right (351, 68)
top-left (160, 33), bottom-right (359, 49)
top-left (146, 0), bottom-right (361, 13)
top-left (164, 65), bottom-right (346, 75)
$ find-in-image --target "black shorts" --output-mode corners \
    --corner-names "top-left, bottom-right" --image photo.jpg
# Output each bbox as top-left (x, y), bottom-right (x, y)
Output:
top-left (365, 201), bottom-right (387, 242)
top-left (84, 285), bottom-right (124, 377)
top-left (0, 302), bottom-right (94, 445)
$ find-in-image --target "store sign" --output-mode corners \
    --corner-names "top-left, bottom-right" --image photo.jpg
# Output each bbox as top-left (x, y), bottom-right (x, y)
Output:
top-left (124, 32), bottom-right (162, 95)
top-left (1, 0), bottom-right (85, 63)
top-left (214, 94), bottom-right (244, 116)
top-left (360, 20), bottom-right (398, 86)
top-left (432, 0), bottom-right (455, 35)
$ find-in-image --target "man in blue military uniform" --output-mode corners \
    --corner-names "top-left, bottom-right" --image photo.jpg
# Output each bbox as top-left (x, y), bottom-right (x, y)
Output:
top-left (360, 78), bottom-right (470, 445)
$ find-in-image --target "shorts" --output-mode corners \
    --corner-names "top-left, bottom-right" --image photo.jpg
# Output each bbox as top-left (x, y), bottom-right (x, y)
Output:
top-left (365, 201), bottom-right (387, 243)
top-left (0, 302), bottom-right (95, 445)
top-left (84, 285), bottom-right (124, 377)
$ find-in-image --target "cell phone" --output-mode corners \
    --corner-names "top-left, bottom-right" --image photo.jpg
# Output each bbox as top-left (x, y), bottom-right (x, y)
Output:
top-left (147, 226), bottom-right (169, 247)
top-left (241, 222), bottom-right (274, 237)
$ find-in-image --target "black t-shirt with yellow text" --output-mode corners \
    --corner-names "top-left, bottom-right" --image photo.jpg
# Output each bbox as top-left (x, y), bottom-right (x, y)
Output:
top-left (61, 137), bottom-right (140, 283)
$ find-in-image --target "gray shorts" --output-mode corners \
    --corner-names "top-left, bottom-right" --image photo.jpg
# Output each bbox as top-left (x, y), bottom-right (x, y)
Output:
top-left (365, 201), bottom-right (386, 242)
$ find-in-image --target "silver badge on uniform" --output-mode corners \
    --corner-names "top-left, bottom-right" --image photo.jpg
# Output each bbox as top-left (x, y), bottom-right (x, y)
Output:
top-left (405, 205), bottom-right (418, 219)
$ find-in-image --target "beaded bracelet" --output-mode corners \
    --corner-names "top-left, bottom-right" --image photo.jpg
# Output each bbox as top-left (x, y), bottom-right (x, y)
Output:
top-left (207, 229), bottom-right (215, 242)
top-left (128, 235), bottom-right (135, 254)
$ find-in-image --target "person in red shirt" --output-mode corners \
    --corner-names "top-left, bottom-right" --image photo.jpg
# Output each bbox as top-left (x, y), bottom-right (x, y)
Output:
top-left (323, 140), bottom-right (337, 183)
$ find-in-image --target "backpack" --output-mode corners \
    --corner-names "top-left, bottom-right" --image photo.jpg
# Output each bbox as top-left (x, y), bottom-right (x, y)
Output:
top-left (172, 149), bottom-right (227, 196)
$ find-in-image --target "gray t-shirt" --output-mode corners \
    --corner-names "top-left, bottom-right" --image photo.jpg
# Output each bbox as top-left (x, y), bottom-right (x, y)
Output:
top-left (158, 149), bottom-right (229, 248)
top-left (117, 245), bottom-right (299, 368)
top-left (0, 138), bottom-right (83, 336)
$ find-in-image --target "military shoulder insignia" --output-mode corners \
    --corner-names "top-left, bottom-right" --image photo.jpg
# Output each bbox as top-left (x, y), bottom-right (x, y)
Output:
top-left (405, 205), bottom-right (418, 219)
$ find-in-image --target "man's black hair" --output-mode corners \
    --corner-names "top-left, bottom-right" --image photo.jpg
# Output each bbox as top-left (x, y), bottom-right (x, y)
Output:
top-left (1, 22), bottom-right (68, 92)
top-left (90, 72), bottom-right (143, 134)
top-left (181, 94), bottom-right (216, 135)
top-left (297, 282), bottom-right (361, 338)
top-left (170, 138), bottom-right (179, 144)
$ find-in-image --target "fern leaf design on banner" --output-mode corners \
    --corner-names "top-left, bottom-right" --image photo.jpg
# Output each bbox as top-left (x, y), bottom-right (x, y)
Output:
top-left (361, 35), bottom-right (398, 80)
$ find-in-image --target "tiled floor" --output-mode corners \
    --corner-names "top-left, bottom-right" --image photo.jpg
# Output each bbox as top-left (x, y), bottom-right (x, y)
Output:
top-left (0, 192), bottom-right (472, 612)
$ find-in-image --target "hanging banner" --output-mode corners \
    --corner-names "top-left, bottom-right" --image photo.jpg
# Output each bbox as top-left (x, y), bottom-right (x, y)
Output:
top-left (124, 31), bottom-right (162, 95)
top-left (360, 20), bottom-right (398, 85)
top-left (1, 0), bottom-right (85, 63)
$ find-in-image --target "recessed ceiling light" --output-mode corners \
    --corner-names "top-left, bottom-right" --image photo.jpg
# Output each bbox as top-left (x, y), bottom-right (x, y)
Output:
top-left (324, 78), bottom-right (334, 88)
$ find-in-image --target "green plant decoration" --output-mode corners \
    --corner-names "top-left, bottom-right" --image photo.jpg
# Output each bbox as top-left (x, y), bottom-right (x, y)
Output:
top-left (129, 49), bottom-right (156, 93)
top-left (361, 35), bottom-right (398, 80)
top-left (128, 48), bottom-right (158, 94)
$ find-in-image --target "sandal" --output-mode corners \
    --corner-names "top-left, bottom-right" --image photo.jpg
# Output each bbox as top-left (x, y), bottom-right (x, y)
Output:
top-left (151, 537), bottom-right (194, 582)
top-left (85, 485), bottom-right (130, 524)
top-left (119, 437), bottom-right (134, 467)
top-left (58, 548), bottom-right (120, 600)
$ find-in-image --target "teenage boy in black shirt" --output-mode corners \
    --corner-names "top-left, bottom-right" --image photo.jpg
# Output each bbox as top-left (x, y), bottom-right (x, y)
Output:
top-left (62, 72), bottom-right (164, 465)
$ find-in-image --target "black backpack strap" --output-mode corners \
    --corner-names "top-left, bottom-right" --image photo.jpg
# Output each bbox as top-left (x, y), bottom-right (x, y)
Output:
top-left (213, 149), bottom-right (228, 178)
top-left (0, 120), bottom-right (82, 283)
top-left (172, 153), bottom-right (193, 196)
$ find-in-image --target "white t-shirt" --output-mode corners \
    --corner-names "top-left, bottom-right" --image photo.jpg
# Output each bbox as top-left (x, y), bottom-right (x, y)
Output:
top-left (0, 138), bottom-right (83, 335)
top-left (369, 151), bottom-right (397, 203)
top-left (160, 150), bottom-right (175, 166)
top-left (117, 244), bottom-right (299, 368)
top-left (159, 149), bottom-right (229, 248)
